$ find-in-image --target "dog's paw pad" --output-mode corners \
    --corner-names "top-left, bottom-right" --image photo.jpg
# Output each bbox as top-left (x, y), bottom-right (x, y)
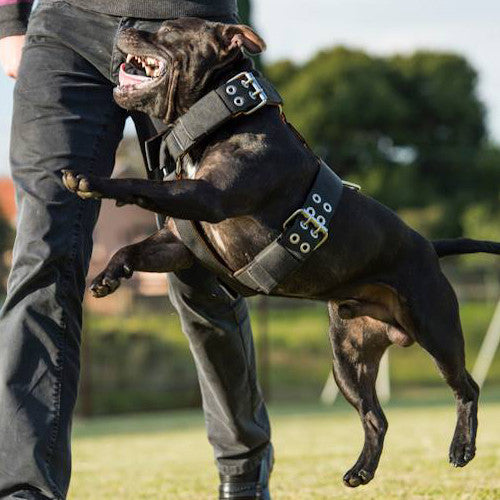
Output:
top-left (62, 170), bottom-right (79, 191)
top-left (449, 443), bottom-right (475, 468)
top-left (343, 468), bottom-right (373, 488)
top-left (62, 170), bottom-right (102, 199)
top-left (90, 276), bottom-right (120, 298)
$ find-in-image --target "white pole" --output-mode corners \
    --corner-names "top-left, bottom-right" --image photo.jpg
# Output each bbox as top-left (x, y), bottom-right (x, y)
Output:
top-left (472, 299), bottom-right (500, 388)
top-left (320, 371), bottom-right (338, 405)
top-left (320, 350), bottom-right (391, 405)
top-left (376, 350), bottom-right (391, 403)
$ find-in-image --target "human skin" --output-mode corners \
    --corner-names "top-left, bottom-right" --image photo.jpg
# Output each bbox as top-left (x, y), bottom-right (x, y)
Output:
top-left (0, 34), bottom-right (25, 78)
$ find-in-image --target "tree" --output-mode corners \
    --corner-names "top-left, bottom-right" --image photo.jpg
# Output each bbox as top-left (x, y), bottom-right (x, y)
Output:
top-left (264, 47), bottom-right (492, 237)
top-left (238, 0), bottom-right (251, 25)
top-left (267, 47), bottom-right (410, 176)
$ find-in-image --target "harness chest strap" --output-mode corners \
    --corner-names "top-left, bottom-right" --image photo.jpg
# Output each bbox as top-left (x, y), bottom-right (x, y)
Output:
top-left (233, 160), bottom-right (344, 293)
top-left (173, 160), bottom-right (347, 295)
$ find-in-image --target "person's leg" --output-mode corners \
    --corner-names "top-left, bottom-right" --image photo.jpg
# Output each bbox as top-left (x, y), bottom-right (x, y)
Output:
top-left (133, 106), bottom-right (272, 477)
top-left (0, 13), bottom-right (126, 500)
top-left (168, 268), bottom-right (271, 474)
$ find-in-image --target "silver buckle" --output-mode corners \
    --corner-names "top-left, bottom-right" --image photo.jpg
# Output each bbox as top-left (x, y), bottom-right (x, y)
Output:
top-left (283, 208), bottom-right (329, 249)
top-left (227, 72), bottom-right (268, 115)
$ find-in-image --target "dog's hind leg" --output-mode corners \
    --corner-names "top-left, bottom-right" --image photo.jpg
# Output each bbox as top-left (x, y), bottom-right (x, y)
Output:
top-left (90, 226), bottom-right (193, 298)
top-left (328, 302), bottom-right (391, 487)
top-left (411, 271), bottom-right (479, 468)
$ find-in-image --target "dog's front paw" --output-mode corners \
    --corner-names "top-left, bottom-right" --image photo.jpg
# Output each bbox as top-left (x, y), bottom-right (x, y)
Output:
top-left (449, 440), bottom-right (475, 468)
top-left (62, 170), bottom-right (102, 199)
top-left (90, 264), bottom-right (133, 298)
top-left (343, 466), bottom-right (374, 488)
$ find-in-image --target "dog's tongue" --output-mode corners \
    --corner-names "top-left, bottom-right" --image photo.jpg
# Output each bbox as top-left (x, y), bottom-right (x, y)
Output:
top-left (119, 63), bottom-right (150, 87)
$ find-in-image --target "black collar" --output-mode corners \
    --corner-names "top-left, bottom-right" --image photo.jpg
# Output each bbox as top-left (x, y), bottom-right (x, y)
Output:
top-left (162, 71), bottom-right (282, 172)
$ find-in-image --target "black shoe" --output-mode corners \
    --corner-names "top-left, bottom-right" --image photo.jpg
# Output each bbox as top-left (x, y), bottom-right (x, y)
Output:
top-left (218, 445), bottom-right (273, 499)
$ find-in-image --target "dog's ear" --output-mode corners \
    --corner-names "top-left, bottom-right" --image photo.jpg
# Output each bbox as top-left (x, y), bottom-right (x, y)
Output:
top-left (222, 24), bottom-right (266, 55)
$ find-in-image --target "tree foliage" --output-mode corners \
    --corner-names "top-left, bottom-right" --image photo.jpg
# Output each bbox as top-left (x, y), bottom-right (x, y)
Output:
top-left (238, 0), bottom-right (251, 25)
top-left (264, 47), bottom-right (496, 237)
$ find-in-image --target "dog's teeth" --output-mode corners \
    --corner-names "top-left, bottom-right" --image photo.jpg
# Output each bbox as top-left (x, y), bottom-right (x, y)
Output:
top-left (126, 54), bottom-right (133, 63)
top-left (145, 66), bottom-right (154, 77)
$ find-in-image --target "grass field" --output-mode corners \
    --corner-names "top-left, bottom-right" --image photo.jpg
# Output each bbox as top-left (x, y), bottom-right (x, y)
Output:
top-left (70, 402), bottom-right (500, 499)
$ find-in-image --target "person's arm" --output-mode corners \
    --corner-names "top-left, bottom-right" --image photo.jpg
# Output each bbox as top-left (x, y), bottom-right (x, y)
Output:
top-left (0, 1), bottom-right (33, 78)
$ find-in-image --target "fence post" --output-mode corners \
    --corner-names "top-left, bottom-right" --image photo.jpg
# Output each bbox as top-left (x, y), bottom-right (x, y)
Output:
top-left (321, 350), bottom-right (391, 404)
top-left (472, 298), bottom-right (500, 389)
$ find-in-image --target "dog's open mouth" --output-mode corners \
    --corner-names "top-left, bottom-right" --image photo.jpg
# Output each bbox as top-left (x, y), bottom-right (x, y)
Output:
top-left (118, 54), bottom-right (166, 89)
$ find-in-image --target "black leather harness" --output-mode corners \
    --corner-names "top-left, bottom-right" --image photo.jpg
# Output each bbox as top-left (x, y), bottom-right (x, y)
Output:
top-left (145, 71), bottom-right (357, 296)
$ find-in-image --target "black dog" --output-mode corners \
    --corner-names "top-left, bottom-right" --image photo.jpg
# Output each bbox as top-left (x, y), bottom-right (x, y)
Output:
top-left (62, 18), bottom-right (500, 487)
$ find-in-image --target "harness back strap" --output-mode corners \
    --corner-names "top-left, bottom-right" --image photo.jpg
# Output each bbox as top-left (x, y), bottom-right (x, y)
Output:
top-left (165, 72), bottom-right (282, 163)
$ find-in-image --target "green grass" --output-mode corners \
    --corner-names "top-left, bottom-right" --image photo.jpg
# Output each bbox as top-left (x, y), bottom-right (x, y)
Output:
top-left (70, 402), bottom-right (500, 499)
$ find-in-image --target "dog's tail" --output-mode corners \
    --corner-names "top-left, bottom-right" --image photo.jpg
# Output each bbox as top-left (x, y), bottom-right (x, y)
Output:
top-left (433, 238), bottom-right (500, 258)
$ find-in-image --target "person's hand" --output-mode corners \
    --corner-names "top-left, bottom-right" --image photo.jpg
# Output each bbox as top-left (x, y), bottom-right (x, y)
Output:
top-left (0, 35), bottom-right (26, 79)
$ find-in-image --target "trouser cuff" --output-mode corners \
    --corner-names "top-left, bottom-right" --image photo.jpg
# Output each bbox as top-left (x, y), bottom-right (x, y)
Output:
top-left (216, 443), bottom-right (272, 475)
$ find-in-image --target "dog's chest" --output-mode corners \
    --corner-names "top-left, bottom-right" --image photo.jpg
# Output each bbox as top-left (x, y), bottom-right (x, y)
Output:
top-left (201, 217), bottom-right (276, 271)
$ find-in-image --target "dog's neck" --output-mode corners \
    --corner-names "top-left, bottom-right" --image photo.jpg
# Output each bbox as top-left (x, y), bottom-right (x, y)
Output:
top-left (169, 54), bottom-right (255, 123)
top-left (205, 55), bottom-right (255, 95)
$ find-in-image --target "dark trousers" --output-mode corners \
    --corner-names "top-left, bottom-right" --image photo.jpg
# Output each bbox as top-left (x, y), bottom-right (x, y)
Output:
top-left (0, 2), bottom-right (270, 498)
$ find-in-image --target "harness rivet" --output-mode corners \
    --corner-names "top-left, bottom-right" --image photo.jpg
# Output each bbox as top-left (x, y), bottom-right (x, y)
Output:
top-left (234, 97), bottom-right (245, 107)
top-left (312, 193), bottom-right (321, 203)
top-left (310, 229), bottom-right (319, 239)
top-left (226, 85), bottom-right (237, 95)
top-left (306, 206), bottom-right (315, 216)
top-left (289, 233), bottom-right (300, 244)
top-left (317, 215), bottom-right (326, 225)
top-left (300, 242), bottom-right (311, 254)
top-left (323, 202), bottom-right (332, 213)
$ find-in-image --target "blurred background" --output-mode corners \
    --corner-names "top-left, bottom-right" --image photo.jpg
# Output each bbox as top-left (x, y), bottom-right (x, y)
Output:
top-left (1, 2), bottom-right (500, 497)
top-left (0, 0), bottom-right (500, 416)
top-left (0, 0), bottom-right (499, 418)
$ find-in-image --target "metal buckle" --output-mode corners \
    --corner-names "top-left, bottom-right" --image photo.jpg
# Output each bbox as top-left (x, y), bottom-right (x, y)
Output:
top-left (227, 72), bottom-right (268, 115)
top-left (283, 208), bottom-right (329, 249)
top-left (342, 180), bottom-right (361, 191)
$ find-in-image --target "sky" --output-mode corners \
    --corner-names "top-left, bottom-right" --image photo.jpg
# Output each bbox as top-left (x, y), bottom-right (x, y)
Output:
top-left (0, 0), bottom-right (499, 176)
